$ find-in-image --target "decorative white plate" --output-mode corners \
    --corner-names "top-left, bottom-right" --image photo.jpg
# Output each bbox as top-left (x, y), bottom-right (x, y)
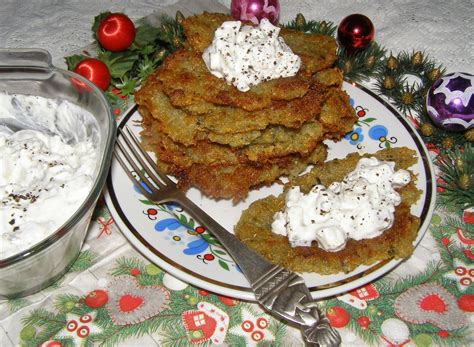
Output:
top-left (104, 82), bottom-right (436, 301)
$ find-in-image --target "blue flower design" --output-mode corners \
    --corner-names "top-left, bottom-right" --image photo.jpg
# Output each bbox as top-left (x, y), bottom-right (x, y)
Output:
top-left (133, 180), bottom-right (153, 194)
top-left (368, 125), bottom-right (397, 148)
top-left (154, 218), bottom-right (183, 232)
top-left (368, 125), bottom-right (388, 141)
top-left (184, 238), bottom-right (209, 255)
top-left (344, 127), bottom-right (364, 145)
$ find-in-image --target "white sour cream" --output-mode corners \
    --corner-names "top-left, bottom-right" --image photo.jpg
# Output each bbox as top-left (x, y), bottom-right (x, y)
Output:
top-left (0, 94), bottom-right (98, 260)
top-left (272, 157), bottom-right (411, 252)
top-left (202, 18), bottom-right (301, 92)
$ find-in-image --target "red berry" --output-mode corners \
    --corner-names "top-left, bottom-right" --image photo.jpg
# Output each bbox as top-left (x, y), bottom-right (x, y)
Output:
top-left (458, 294), bottom-right (474, 312)
top-left (438, 330), bottom-right (449, 338)
top-left (130, 267), bottom-right (141, 276)
top-left (440, 237), bottom-right (450, 246)
top-left (356, 316), bottom-right (370, 329)
top-left (326, 306), bottom-right (350, 328)
top-left (218, 295), bottom-right (238, 306)
top-left (195, 226), bottom-right (205, 234)
top-left (97, 13), bottom-right (136, 52)
top-left (84, 289), bottom-right (108, 308)
top-left (203, 253), bottom-right (215, 261)
top-left (198, 289), bottom-right (209, 296)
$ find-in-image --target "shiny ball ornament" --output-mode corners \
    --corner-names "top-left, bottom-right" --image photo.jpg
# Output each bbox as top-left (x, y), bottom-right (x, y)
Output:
top-left (230, 0), bottom-right (280, 25)
top-left (426, 72), bottom-right (474, 132)
top-left (337, 14), bottom-right (374, 52)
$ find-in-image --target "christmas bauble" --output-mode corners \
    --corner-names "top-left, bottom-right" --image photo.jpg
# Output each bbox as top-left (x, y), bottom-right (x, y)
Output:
top-left (326, 306), bottom-right (350, 328)
top-left (84, 289), bottom-right (109, 308)
top-left (337, 14), bottom-right (374, 52)
top-left (426, 72), bottom-right (474, 131)
top-left (230, 0), bottom-right (280, 25)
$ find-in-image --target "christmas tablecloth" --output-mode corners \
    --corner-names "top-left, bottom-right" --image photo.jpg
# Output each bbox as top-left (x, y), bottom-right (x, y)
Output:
top-left (1, 1), bottom-right (473, 346)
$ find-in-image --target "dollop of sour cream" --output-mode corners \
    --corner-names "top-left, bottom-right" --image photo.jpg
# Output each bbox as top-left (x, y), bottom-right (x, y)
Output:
top-left (202, 18), bottom-right (301, 92)
top-left (0, 94), bottom-right (98, 260)
top-left (271, 157), bottom-right (411, 252)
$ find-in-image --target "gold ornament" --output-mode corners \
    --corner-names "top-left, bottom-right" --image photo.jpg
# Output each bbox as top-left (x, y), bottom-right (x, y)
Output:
top-left (295, 13), bottom-right (306, 28)
top-left (411, 51), bottom-right (423, 66)
top-left (343, 60), bottom-right (353, 74)
top-left (458, 174), bottom-right (471, 190)
top-left (383, 75), bottom-right (396, 90)
top-left (154, 48), bottom-right (167, 62)
top-left (421, 123), bottom-right (434, 137)
top-left (465, 128), bottom-right (474, 142)
top-left (387, 56), bottom-right (398, 70)
top-left (320, 20), bottom-right (328, 31)
top-left (364, 55), bottom-right (376, 69)
top-left (401, 91), bottom-right (415, 106)
top-left (454, 157), bottom-right (464, 171)
top-left (442, 137), bottom-right (455, 150)
top-left (427, 68), bottom-right (441, 82)
top-left (172, 36), bottom-right (183, 48)
top-left (175, 11), bottom-right (185, 25)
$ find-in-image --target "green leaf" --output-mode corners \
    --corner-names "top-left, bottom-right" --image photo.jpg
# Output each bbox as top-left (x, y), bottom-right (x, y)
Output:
top-left (64, 54), bottom-right (86, 70)
top-left (99, 50), bottom-right (140, 79)
top-left (213, 249), bottom-right (227, 255)
top-left (92, 11), bottom-right (112, 40)
top-left (363, 117), bottom-right (376, 123)
top-left (218, 259), bottom-right (230, 271)
top-left (139, 199), bottom-right (156, 206)
top-left (132, 23), bottom-right (162, 48)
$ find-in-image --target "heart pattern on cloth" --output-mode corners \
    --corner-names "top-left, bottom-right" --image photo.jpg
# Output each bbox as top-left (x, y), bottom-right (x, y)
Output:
top-left (106, 276), bottom-right (170, 325)
top-left (394, 283), bottom-right (467, 330)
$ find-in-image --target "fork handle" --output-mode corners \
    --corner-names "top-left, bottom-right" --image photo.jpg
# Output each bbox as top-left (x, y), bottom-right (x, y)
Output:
top-left (174, 194), bottom-right (341, 346)
top-left (175, 194), bottom-right (275, 284)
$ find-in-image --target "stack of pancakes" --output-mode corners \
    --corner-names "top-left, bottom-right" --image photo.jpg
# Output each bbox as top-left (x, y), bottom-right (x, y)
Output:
top-left (135, 12), bottom-right (357, 201)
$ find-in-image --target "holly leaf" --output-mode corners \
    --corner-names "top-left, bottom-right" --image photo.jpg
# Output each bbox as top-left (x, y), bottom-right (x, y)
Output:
top-left (99, 50), bottom-right (139, 79)
top-left (64, 54), bottom-right (87, 70)
top-left (131, 23), bottom-right (162, 49)
top-left (92, 11), bottom-right (112, 40)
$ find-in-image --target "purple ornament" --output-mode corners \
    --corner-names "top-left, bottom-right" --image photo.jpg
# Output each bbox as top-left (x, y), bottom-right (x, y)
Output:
top-left (426, 72), bottom-right (474, 132)
top-left (230, 0), bottom-right (280, 25)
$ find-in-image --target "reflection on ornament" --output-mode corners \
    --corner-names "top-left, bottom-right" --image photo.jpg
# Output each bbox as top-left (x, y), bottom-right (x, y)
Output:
top-left (230, 0), bottom-right (280, 24)
top-left (337, 14), bottom-right (374, 52)
top-left (426, 72), bottom-right (474, 131)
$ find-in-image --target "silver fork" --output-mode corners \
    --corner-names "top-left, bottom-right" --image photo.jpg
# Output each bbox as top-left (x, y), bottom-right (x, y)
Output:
top-left (115, 125), bottom-right (341, 347)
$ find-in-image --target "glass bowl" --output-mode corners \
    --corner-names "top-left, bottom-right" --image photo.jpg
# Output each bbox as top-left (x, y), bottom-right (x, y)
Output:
top-left (0, 49), bottom-right (116, 298)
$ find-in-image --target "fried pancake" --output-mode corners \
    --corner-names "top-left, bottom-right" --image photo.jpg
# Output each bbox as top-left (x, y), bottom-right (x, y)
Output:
top-left (141, 115), bottom-right (324, 166)
top-left (182, 12), bottom-right (338, 75)
top-left (235, 147), bottom-right (421, 274)
top-left (155, 144), bottom-right (328, 202)
top-left (156, 49), bottom-right (313, 111)
top-left (135, 68), bottom-right (344, 140)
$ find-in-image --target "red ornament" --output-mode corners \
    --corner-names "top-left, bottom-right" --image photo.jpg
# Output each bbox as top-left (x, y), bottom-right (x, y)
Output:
top-left (218, 295), bottom-right (239, 306)
top-left (97, 13), bottom-right (136, 52)
top-left (458, 294), bottom-right (474, 312)
top-left (130, 267), bottom-right (141, 276)
top-left (326, 306), bottom-right (350, 328)
top-left (40, 341), bottom-right (63, 347)
top-left (84, 289), bottom-right (109, 308)
top-left (438, 330), bottom-right (449, 338)
top-left (337, 14), bottom-right (374, 52)
top-left (230, 0), bottom-right (280, 25)
top-left (356, 316), bottom-right (371, 329)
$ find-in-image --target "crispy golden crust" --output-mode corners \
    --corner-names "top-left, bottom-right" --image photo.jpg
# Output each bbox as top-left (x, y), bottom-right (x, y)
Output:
top-left (156, 49), bottom-right (312, 111)
top-left (134, 12), bottom-right (356, 202)
top-left (159, 144), bottom-right (328, 202)
top-left (182, 12), bottom-right (338, 75)
top-left (234, 147), bottom-right (421, 274)
top-left (135, 69), bottom-right (343, 140)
